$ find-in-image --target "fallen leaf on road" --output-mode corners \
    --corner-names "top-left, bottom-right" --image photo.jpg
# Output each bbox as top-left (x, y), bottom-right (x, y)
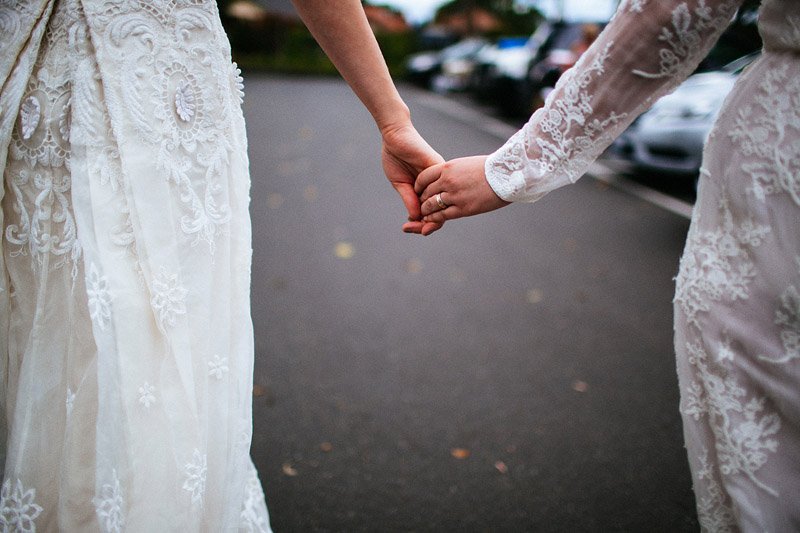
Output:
top-left (298, 126), bottom-right (315, 140)
top-left (563, 238), bottom-right (578, 254)
top-left (252, 384), bottom-right (266, 397)
top-left (282, 463), bottom-right (298, 477)
top-left (494, 461), bottom-right (509, 474)
top-left (320, 442), bottom-right (333, 453)
top-left (266, 193), bottom-right (284, 210)
top-left (526, 288), bottom-right (544, 304)
top-left (334, 242), bottom-right (354, 259)
top-left (303, 185), bottom-right (319, 202)
top-left (451, 448), bottom-right (470, 460)
top-left (405, 258), bottom-right (422, 274)
top-left (572, 380), bottom-right (589, 393)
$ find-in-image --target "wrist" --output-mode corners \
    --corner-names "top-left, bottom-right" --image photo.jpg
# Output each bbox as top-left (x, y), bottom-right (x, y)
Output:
top-left (375, 99), bottom-right (411, 136)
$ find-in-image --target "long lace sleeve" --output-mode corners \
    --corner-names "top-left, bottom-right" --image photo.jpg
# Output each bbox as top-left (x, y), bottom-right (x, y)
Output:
top-left (485, 0), bottom-right (745, 203)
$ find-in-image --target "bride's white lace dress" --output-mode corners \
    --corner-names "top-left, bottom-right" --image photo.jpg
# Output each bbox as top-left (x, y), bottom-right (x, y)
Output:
top-left (1, 0), bottom-right (270, 530)
top-left (485, 0), bottom-right (799, 530)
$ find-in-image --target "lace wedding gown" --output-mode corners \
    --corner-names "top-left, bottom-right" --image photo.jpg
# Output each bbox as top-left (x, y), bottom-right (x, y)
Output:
top-left (1, 1), bottom-right (270, 530)
top-left (485, 0), bottom-right (799, 530)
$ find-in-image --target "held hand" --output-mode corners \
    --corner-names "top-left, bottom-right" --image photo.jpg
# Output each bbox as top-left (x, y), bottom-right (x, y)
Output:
top-left (415, 155), bottom-right (509, 234)
top-left (380, 123), bottom-right (446, 235)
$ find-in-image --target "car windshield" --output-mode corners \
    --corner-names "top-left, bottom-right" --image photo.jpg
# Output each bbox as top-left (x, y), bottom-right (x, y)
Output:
top-left (442, 39), bottom-right (485, 59)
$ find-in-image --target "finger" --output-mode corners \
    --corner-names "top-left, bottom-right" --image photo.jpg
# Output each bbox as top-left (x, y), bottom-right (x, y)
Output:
top-left (419, 183), bottom-right (445, 205)
top-left (402, 220), bottom-right (424, 234)
top-left (393, 182), bottom-right (422, 221)
top-left (415, 163), bottom-right (444, 195)
top-left (421, 220), bottom-right (444, 236)
top-left (423, 205), bottom-right (461, 224)
top-left (420, 191), bottom-right (450, 217)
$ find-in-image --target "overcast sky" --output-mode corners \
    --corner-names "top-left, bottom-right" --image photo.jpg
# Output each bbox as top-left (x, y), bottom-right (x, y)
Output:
top-left (381, 0), bottom-right (618, 24)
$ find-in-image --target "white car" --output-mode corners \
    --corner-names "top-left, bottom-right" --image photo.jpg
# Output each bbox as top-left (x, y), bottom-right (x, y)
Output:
top-left (613, 53), bottom-right (759, 177)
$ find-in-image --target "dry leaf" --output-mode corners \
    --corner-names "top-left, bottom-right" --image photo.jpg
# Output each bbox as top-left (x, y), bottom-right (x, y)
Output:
top-left (282, 463), bottom-right (298, 477)
top-left (252, 384), bottom-right (266, 397)
top-left (303, 185), bottom-right (319, 202)
top-left (334, 242), bottom-right (354, 259)
top-left (572, 380), bottom-right (589, 393)
top-left (266, 193), bottom-right (284, 210)
top-left (451, 448), bottom-right (470, 460)
top-left (405, 258), bottom-right (422, 274)
top-left (526, 288), bottom-right (544, 304)
top-left (320, 442), bottom-right (333, 453)
top-left (298, 126), bottom-right (314, 140)
top-left (494, 461), bottom-right (509, 474)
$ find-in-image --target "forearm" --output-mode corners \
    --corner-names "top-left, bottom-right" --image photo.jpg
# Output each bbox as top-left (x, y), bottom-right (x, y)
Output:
top-left (485, 0), bottom-right (744, 203)
top-left (291, 0), bottom-right (409, 132)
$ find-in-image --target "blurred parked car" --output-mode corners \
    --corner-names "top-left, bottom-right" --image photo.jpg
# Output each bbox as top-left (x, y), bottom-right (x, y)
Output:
top-left (523, 22), bottom-right (602, 113)
top-left (470, 36), bottom-right (535, 105)
top-left (405, 38), bottom-right (487, 89)
top-left (611, 52), bottom-right (760, 178)
top-left (476, 20), bottom-right (603, 116)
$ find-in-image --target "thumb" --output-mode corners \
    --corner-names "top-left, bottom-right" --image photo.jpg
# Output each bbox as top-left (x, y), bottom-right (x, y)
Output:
top-left (393, 182), bottom-right (422, 221)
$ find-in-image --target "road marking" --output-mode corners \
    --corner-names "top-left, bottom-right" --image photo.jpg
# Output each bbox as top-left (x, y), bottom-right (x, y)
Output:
top-left (406, 85), bottom-right (694, 220)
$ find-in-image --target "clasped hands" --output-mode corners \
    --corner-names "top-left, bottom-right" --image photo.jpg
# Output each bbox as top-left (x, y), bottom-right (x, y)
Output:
top-left (381, 122), bottom-right (509, 236)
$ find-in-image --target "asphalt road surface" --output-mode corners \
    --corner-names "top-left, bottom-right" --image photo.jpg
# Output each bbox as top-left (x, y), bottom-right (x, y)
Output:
top-left (244, 74), bottom-right (697, 532)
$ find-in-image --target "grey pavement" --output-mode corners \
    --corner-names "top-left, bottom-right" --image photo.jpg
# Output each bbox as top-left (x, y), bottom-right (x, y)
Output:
top-left (244, 74), bottom-right (696, 532)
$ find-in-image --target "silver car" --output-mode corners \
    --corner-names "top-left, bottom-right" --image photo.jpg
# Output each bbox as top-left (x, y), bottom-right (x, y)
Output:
top-left (613, 53), bottom-right (759, 177)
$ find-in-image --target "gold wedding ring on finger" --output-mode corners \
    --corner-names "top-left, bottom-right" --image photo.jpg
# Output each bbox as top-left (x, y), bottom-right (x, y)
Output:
top-left (435, 193), bottom-right (448, 210)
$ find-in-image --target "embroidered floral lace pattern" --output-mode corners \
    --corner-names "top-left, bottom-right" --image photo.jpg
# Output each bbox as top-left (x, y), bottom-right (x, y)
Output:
top-left (485, 0), bottom-right (739, 203)
top-left (483, 0), bottom-right (800, 529)
top-left (183, 449), bottom-right (208, 507)
top-left (1, 0), bottom-right (270, 530)
top-left (759, 257), bottom-right (800, 364)
top-left (93, 470), bottom-right (125, 533)
top-left (87, 262), bottom-right (113, 331)
top-left (241, 463), bottom-right (271, 533)
top-left (728, 64), bottom-right (800, 207)
top-left (5, 35), bottom-right (82, 278)
top-left (694, 452), bottom-right (737, 532)
top-left (150, 267), bottom-right (189, 331)
top-left (681, 341), bottom-right (780, 495)
top-left (86, 0), bottom-right (236, 252)
top-left (674, 195), bottom-right (770, 327)
top-left (0, 479), bottom-right (43, 533)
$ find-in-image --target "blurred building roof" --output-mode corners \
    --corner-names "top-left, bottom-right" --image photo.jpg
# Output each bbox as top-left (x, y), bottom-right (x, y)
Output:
top-left (364, 5), bottom-right (410, 33)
